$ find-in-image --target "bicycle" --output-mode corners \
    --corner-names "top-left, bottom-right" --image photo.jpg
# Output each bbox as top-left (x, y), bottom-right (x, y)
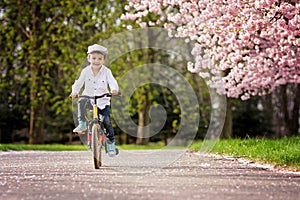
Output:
top-left (73, 93), bottom-right (119, 169)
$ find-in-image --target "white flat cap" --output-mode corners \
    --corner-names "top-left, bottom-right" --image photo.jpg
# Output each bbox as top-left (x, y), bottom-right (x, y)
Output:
top-left (87, 44), bottom-right (108, 56)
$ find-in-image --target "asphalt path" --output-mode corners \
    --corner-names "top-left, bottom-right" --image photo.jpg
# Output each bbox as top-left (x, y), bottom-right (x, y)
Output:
top-left (0, 150), bottom-right (299, 200)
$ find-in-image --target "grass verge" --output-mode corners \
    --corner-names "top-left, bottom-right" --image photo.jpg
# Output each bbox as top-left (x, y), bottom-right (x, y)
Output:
top-left (0, 144), bottom-right (87, 151)
top-left (118, 142), bottom-right (165, 150)
top-left (0, 142), bottom-right (165, 151)
top-left (190, 136), bottom-right (300, 170)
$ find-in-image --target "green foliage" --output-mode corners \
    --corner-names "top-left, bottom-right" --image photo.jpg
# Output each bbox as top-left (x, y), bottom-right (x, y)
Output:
top-left (110, 45), bottom-right (207, 144)
top-left (0, 0), bottom-right (128, 143)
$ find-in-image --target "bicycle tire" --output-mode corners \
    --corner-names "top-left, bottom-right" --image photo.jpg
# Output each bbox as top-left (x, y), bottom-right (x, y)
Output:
top-left (92, 124), bottom-right (102, 169)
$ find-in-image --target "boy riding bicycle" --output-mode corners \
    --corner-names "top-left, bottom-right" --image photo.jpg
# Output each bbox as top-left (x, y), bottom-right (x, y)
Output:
top-left (69, 44), bottom-right (119, 156)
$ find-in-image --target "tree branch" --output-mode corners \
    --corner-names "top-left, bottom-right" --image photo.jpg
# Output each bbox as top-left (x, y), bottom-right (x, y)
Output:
top-left (17, 23), bottom-right (31, 39)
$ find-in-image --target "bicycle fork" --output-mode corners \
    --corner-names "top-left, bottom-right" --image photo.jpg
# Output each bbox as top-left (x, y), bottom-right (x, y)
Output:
top-left (87, 104), bottom-right (107, 150)
top-left (87, 105), bottom-right (99, 148)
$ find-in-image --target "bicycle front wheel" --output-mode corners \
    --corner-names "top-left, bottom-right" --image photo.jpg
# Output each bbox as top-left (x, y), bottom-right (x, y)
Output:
top-left (92, 124), bottom-right (102, 169)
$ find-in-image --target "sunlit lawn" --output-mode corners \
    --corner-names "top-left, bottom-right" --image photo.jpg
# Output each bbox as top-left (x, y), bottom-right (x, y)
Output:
top-left (190, 136), bottom-right (300, 170)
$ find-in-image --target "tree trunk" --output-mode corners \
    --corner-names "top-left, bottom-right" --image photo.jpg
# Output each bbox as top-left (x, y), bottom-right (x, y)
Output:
top-left (136, 94), bottom-right (150, 145)
top-left (290, 84), bottom-right (300, 135)
top-left (136, 30), bottom-right (155, 145)
top-left (273, 84), bottom-right (299, 137)
top-left (29, 72), bottom-right (37, 144)
top-left (28, 69), bottom-right (45, 144)
top-left (279, 85), bottom-right (290, 137)
top-left (29, 102), bottom-right (45, 144)
top-left (221, 97), bottom-right (232, 139)
top-left (261, 93), bottom-right (275, 135)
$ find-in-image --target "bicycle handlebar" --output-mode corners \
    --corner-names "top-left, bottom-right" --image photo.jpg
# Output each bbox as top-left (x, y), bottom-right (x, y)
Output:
top-left (80, 93), bottom-right (112, 99)
top-left (71, 92), bottom-right (121, 99)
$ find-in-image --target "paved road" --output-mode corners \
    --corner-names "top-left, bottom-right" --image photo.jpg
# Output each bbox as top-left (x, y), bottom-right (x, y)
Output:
top-left (0, 150), bottom-right (299, 200)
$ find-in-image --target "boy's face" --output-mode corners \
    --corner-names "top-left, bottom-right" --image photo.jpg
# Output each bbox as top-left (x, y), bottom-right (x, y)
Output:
top-left (88, 52), bottom-right (105, 69)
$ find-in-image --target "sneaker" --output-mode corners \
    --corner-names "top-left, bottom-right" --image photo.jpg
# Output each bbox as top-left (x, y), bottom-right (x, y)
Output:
top-left (107, 141), bottom-right (116, 157)
top-left (73, 121), bottom-right (87, 133)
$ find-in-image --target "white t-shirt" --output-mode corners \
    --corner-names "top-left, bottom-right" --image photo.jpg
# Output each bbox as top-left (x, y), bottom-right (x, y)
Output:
top-left (72, 65), bottom-right (119, 109)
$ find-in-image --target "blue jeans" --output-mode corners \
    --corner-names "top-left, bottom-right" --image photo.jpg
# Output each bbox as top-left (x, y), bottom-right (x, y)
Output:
top-left (78, 97), bottom-right (115, 142)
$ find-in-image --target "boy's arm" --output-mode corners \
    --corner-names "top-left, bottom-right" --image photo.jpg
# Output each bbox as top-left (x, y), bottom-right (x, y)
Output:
top-left (72, 79), bottom-right (83, 94)
top-left (107, 70), bottom-right (119, 94)
top-left (70, 69), bottom-right (86, 97)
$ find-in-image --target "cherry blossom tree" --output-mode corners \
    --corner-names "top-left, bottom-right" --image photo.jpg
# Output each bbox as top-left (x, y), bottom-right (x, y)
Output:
top-left (121, 0), bottom-right (300, 100)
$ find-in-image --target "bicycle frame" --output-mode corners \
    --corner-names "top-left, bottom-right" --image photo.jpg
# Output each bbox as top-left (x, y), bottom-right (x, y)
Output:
top-left (78, 93), bottom-right (114, 169)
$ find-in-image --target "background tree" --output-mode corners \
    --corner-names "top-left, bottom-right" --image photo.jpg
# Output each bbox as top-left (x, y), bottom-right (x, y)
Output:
top-left (0, 0), bottom-right (127, 143)
top-left (122, 0), bottom-right (300, 137)
top-left (107, 27), bottom-right (204, 145)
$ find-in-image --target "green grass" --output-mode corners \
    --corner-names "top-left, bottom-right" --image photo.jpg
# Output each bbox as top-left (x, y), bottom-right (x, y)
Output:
top-left (0, 144), bottom-right (87, 151)
top-left (190, 136), bottom-right (300, 170)
top-left (0, 142), bottom-right (165, 151)
top-left (118, 142), bottom-right (165, 150)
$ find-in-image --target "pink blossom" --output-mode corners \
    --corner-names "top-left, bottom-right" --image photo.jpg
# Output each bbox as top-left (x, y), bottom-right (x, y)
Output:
top-left (122, 0), bottom-right (300, 100)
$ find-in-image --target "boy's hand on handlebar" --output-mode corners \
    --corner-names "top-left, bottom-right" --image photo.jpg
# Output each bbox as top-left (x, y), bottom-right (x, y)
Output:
top-left (111, 90), bottom-right (119, 95)
top-left (69, 93), bottom-right (78, 98)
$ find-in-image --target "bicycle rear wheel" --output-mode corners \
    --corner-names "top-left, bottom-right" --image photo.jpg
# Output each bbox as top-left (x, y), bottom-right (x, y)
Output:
top-left (92, 124), bottom-right (102, 169)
